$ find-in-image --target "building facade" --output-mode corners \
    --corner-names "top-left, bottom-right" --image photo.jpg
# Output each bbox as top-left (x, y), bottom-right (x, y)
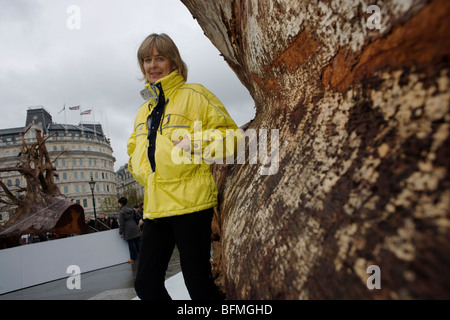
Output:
top-left (115, 163), bottom-right (145, 207)
top-left (0, 107), bottom-right (117, 225)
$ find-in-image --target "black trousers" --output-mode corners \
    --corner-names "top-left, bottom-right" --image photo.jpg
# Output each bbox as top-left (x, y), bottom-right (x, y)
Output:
top-left (134, 209), bottom-right (222, 300)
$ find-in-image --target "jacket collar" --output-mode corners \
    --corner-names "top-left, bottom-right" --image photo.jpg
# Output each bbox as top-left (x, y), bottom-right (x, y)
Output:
top-left (144, 70), bottom-right (185, 97)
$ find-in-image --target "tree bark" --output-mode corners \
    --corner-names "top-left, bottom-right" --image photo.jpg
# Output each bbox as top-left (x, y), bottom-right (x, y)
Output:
top-left (182, 0), bottom-right (450, 299)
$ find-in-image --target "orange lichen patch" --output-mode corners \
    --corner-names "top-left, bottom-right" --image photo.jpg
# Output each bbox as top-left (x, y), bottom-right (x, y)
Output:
top-left (251, 72), bottom-right (280, 94)
top-left (322, 0), bottom-right (450, 92)
top-left (252, 30), bottom-right (318, 94)
top-left (270, 31), bottom-right (319, 73)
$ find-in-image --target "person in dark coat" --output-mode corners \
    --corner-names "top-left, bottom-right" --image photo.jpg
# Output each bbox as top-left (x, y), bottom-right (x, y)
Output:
top-left (118, 197), bottom-right (141, 263)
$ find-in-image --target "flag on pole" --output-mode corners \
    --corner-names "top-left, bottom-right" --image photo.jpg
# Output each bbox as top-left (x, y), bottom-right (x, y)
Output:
top-left (80, 109), bottom-right (92, 115)
top-left (57, 105), bottom-right (65, 114)
top-left (69, 105), bottom-right (80, 110)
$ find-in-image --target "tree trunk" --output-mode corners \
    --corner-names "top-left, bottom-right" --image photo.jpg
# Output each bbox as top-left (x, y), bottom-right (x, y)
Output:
top-left (182, 0), bottom-right (450, 299)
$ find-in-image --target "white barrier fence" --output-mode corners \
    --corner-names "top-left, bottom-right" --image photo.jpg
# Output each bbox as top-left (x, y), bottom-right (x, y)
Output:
top-left (0, 229), bottom-right (129, 295)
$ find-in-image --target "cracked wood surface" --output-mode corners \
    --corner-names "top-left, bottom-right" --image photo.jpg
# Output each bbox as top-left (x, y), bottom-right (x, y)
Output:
top-left (182, 0), bottom-right (450, 299)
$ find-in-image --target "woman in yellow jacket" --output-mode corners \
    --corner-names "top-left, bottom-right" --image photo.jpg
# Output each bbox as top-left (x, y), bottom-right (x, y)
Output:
top-left (128, 33), bottom-right (239, 300)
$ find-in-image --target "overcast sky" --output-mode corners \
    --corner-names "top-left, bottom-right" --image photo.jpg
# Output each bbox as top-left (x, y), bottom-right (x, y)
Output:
top-left (0, 0), bottom-right (255, 171)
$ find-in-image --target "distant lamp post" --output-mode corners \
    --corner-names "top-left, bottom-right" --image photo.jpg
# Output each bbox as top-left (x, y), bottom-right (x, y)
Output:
top-left (88, 176), bottom-right (97, 221)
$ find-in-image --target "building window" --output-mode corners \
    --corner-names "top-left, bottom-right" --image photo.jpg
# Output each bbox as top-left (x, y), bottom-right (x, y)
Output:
top-left (73, 159), bottom-right (77, 166)
top-left (15, 178), bottom-right (20, 186)
top-left (64, 186), bottom-right (69, 194)
top-left (7, 180), bottom-right (12, 187)
top-left (83, 199), bottom-right (88, 208)
top-left (81, 185), bottom-right (86, 193)
top-left (74, 172), bottom-right (78, 180)
top-left (80, 172), bottom-right (85, 179)
top-left (62, 159), bottom-right (66, 167)
top-left (63, 173), bottom-right (67, 180)
top-left (75, 185), bottom-right (80, 193)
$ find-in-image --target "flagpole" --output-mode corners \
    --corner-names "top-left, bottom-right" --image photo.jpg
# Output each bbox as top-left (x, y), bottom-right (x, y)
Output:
top-left (92, 108), bottom-right (97, 137)
top-left (64, 103), bottom-right (68, 134)
top-left (80, 107), bottom-right (84, 136)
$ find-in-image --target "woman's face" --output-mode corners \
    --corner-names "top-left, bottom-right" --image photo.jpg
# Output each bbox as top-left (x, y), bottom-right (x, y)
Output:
top-left (143, 47), bottom-right (174, 84)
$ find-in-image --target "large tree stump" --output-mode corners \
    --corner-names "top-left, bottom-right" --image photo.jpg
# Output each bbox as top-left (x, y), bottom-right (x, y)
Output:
top-left (182, 0), bottom-right (450, 299)
top-left (0, 127), bottom-right (90, 248)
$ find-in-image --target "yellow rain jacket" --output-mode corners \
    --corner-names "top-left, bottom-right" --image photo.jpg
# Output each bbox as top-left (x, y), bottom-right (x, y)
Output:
top-left (127, 71), bottom-right (240, 219)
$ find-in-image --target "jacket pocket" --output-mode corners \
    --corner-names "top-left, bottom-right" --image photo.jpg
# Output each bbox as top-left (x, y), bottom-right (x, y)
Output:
top-left (162, 113), bottom-right (192, 130)
top-left (155, 134), bottom-right (199, 180)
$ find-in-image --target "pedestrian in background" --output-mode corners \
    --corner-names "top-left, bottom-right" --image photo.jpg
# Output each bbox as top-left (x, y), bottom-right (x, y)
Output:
top-left (118, 196), bottom-right (141, 264)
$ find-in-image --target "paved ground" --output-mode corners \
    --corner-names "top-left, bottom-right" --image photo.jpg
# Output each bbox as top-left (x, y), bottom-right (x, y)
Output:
top-left (0, 247), bottom-right (182, 300)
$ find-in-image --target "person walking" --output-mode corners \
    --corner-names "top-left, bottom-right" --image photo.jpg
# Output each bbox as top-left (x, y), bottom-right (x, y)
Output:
top-left (118, 196), bottom-right (141, 264)
top-left (127, 33), bottom-right (240, 300)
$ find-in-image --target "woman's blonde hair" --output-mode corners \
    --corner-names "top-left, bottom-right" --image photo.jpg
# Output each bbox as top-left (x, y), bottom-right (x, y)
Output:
top-left (137, 33), bottom-right (188, 82)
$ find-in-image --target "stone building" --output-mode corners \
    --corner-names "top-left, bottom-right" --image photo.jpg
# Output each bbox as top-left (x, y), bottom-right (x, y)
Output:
top-left (115, 163), bottom-right (145, 207)
top-left (0, 107), bottom-right (117, 224)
